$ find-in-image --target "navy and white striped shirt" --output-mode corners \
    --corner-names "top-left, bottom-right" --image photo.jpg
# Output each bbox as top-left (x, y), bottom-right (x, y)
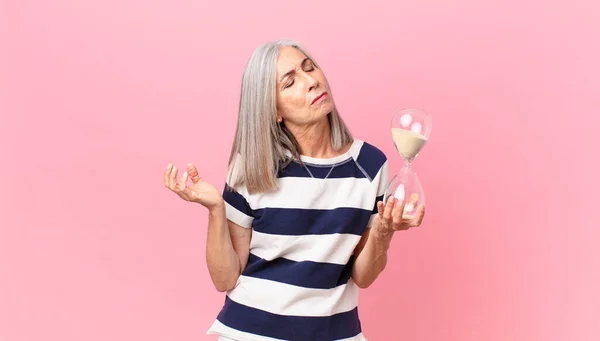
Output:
top-left (207, 139), bottom-right (389, 341)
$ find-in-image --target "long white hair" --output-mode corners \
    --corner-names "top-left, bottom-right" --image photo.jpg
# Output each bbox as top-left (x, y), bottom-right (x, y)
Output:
top-left (227, 39), bottom-right (353, 194)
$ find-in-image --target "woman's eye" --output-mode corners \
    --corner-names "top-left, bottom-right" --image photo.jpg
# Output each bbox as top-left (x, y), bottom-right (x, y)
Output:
top-left (284, 80), bottom-right (294, 88)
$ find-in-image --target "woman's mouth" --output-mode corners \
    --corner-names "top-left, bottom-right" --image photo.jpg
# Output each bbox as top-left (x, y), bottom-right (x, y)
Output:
top-left (311, 92), bottom-right (328, 105)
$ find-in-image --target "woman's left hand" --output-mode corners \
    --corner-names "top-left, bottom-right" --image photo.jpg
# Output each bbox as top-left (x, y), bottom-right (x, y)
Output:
top-left (373, 196), bottom-right (425, 236)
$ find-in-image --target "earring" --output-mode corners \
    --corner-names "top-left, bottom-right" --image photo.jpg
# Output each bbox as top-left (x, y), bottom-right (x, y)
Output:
top-left (277, 117), bottom-right (282, 123)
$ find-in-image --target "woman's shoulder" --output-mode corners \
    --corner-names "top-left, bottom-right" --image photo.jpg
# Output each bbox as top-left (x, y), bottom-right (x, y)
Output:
top-left (352, 138), bottom-right (388, 180)
top-left (353, 138), bottom-right (388, 164)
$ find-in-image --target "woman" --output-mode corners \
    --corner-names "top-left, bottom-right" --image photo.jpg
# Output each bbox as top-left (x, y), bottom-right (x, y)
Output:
top-left (164, 39), bottom-right (425, 341)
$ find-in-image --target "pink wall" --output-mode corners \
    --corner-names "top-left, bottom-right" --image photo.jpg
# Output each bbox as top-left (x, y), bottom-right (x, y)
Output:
top-left (1, 1), bottom-right (599, 340)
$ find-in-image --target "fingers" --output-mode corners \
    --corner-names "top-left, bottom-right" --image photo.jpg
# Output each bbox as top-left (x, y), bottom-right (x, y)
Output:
top-left (164, 163), bottom-right (178, 190)
top-left (392, 199), bottom-right (405, 230)
top-left (165, 162), bottom-right (199, 202)
top-left (187, 163), bottom-right (201, 184)
top-left (164, 163), bottom-right (173, 188)
top-left (409, 205), bottom-right (425, 227)
top-left (376, 201), bottom-right (385, 218)
top-left (177, 170), bottom-right (188, 191)
top-left (377, 194), bottom-right (425, 231)
top-left (169, 164), bottom-right (178, 190)
top-left (383, 196), bottom-right (395, 221)
top-left (164, 163), bottom-right (185, 197)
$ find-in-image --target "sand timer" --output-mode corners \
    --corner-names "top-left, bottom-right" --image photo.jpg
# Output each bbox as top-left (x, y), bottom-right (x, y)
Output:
top-left (383, 108), bottom-right (432, 219)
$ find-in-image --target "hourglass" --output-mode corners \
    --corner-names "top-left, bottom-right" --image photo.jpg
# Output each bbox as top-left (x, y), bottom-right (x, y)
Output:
top-left (383, 108), bottom-right (432, 220)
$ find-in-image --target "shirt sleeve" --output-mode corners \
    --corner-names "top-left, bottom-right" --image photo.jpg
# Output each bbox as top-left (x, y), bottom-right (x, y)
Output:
top-left (222, 154), bottom-right (254, 229)
top-left (367, 158), bottom-right (389, 227)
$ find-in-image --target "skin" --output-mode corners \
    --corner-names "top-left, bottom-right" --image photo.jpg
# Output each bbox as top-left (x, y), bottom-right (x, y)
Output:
top-left (163, 46), bottom-right (425, 292)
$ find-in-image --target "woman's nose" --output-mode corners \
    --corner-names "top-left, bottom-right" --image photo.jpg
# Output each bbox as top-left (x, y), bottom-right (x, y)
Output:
top-left (304, 73), bottom-right (319, 91)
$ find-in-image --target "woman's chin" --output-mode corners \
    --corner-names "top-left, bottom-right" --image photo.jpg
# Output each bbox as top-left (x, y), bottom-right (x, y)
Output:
top-left (317, 102), bottom-right (335, 117)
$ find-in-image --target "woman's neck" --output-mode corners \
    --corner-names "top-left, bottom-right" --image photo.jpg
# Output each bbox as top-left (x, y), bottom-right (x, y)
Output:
top-left (287, 117), bottom-right (336, 159)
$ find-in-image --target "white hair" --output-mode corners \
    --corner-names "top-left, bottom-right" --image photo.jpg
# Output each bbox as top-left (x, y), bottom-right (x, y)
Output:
top-left (226, 39), bottom-right (353, 194)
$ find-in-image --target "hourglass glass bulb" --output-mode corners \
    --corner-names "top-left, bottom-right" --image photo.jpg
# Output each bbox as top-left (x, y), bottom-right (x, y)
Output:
top-left (383, 165), bottom-right (425, 220)
top-left (391, 109), bottom-right (432, 162)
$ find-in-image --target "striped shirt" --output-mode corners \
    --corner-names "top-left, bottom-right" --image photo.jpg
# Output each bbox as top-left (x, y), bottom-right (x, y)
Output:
top-left (207, 139), bottom-right (389, 341)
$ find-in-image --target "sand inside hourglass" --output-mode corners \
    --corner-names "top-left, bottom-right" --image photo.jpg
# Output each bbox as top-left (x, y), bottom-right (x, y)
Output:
top-left (391, 128), bottom-right (428, 160)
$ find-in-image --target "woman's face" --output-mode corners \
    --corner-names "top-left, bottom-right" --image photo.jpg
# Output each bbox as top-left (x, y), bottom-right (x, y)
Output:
top-left (275, 46), bottom-right (334, 126)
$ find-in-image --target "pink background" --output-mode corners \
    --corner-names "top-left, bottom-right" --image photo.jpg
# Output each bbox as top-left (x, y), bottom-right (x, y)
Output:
top-left (1, 1), bottom-right (599, 340)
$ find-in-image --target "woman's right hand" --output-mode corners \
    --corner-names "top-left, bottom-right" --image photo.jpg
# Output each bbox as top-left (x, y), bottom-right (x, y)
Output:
top-left (164, 163), bottom-right (224, 211)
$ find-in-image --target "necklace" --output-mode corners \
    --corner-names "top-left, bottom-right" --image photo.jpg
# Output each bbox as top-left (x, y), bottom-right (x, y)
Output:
top-left (302, 162), bottom-right (336, 187)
